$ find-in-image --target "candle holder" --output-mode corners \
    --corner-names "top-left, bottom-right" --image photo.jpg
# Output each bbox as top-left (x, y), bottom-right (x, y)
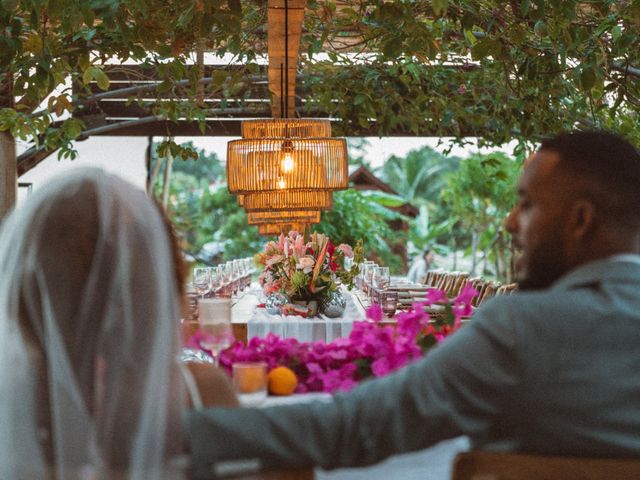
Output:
top-left (232, 362), bottom-right (268, 406)
top-left (381, 291), bottom-right (398, 318)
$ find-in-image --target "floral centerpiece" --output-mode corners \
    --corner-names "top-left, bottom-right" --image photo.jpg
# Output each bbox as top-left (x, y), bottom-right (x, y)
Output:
top-left (255, 230), bottom-right (363, 316)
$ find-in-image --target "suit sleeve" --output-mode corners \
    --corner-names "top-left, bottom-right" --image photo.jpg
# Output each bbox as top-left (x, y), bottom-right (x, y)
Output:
top-left (188, 299), bottom-right (520, 479)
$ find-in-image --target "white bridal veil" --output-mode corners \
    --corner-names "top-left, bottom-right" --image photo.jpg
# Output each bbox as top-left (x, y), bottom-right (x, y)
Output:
top-left (0, 168), bottom-right (185, 479)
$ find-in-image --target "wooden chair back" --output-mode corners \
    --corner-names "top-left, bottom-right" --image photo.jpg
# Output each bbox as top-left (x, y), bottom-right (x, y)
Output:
top-left (452, 451), bottom-right (640, 480)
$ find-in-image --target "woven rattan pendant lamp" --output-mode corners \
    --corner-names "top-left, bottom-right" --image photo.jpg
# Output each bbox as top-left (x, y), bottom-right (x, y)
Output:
top-left (237, 190), bottom-right (333, 211)
top-left (257, 221), bottom-right (315, 236)
top-left (247, 210), bottom-right (321, 225)
top-left (227, 0), bottom-right (348, 206)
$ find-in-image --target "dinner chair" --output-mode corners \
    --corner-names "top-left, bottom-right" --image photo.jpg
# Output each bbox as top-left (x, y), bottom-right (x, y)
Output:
top-left (451, 451), bottom-right (640, 480)
top-left (222, 467), bottom-right (314, 479)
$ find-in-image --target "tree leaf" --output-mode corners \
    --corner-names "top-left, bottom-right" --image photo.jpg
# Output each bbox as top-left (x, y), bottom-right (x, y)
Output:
top-left (93, 68), bottom-right (110, 91)
top-left (433, 0), bottom-right (448, 16)
top-left (579, 66), bottom-right (596, 92)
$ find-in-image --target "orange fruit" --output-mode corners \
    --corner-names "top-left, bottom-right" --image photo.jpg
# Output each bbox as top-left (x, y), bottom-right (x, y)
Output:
top-left (267, 366), bottom-right (298, 396)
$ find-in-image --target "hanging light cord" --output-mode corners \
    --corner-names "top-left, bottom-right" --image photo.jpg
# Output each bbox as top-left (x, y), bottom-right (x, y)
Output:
top-left (284, 0), bottom-right (289, 120)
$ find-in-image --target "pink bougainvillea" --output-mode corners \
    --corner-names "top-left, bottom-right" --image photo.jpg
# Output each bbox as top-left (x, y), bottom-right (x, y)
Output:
top-left (206, 284), bottom-right (479, 393)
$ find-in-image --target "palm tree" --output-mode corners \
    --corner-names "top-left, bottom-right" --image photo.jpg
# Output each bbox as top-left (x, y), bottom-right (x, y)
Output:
top-left (379, 146), bottom-right (461, 207)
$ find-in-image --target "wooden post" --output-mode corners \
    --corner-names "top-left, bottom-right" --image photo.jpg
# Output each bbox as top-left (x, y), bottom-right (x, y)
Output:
top-left (0, 73), bottom-right (16, 221)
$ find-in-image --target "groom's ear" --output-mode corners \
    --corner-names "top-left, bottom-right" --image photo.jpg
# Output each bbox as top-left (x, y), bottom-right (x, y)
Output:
top-left (567, 198), bottom-right (597, 241)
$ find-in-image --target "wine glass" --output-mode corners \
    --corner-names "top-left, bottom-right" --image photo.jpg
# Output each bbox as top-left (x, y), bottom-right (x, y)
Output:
top-left (193, 267), bottom-right (211, 299)
top-left (373, 266), bottom-right (390, 291)
top-left (364, 262), bottom-right (377, 294)
top-left (198, 298), bottom-right (233, 367)
top-left (179, 319), bottom-right (214, 364)
top-left (358, 261), bottom-right (374, 292)
top-left (219, 263), bottom-right (233, 298)
top-left (232, 259), bottom-right (242, 294)
top-left (209, 266), bottom-right (222, 297)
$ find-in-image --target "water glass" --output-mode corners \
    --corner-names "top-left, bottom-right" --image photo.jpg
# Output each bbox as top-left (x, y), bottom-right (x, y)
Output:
top-left (198, 298), bottom-right (233, 366)
top-left (232, 362), bottom-right (268, 406)
top-left (178, 319), bottom-right (213, 364)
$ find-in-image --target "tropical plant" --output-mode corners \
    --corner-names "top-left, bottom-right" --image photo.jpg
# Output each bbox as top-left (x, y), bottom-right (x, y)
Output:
top-left (316, 189), bottom-right (406, 273)
top-left (380, 147), bottom-right (462, 207)
top-left (441, 152), bottom-right (522, 281)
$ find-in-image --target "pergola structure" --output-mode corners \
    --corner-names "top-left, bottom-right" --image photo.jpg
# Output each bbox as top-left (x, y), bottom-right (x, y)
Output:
top-left (16, 0), bottom-right (368, 178)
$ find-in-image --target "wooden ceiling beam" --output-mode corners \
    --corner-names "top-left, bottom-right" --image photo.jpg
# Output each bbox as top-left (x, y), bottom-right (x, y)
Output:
top-left (267, 0), bottom-right (306, 118)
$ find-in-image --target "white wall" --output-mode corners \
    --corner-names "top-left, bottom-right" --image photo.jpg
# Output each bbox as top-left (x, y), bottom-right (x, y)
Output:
top-left (18, 136), bottom-right (149, 204)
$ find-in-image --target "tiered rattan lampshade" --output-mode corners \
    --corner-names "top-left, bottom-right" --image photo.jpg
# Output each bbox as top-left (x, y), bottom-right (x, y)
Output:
top-left (257, 222), bottom-right (313, 236)
top-left (242, 118), bottom-right (332, 139)
top-left (227, 137), bottom-right (348, 194)
top-left (243, 190), bottom-right (333, 212)
top-left (247, 210), bottom-right (321, 225)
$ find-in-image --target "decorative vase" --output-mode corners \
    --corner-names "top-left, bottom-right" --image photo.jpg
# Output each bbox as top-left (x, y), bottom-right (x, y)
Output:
top-left (291, 299), bottom-right (319, 317)
top-left (323, 291), bottom-right (346, 318)
top-left (265, 293), bottom-right (289, 315)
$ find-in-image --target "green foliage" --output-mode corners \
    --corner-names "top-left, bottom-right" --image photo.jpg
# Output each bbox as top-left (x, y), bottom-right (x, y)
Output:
top-left (347, 138), bottom-right (373, 168)
top-left (380, 147), bottom-right (461, 207)
top-left (441, 152), bottom-right (522, 280)
top-left (315, 189), bottom-right (405, 273)
top-left (154, 142), bottom-right (261, 263)
top-left (0, 0), bottom-right (262, 155)
top-left (378, 146), bottom-right (463, 259)
top-left (3, 0), bottom-right (640, 158)
top-left (169, 141), bottom-right (225, 180)
top-left (299, 0), bottom-right (640, 143)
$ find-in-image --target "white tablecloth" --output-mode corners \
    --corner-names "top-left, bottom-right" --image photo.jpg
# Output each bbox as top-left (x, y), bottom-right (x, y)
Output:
top-left (247, 289), bottom-right (366, 343)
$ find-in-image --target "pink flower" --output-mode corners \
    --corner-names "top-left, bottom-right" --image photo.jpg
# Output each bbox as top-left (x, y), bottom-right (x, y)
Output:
top-left (338, 244), bottom-right (353, 257)
top-left (293, 235), bottom-right (306, 258)
top-left (266, 254), bottom-right (284, 267)
top-left (296, 255), bottom-right (315, 273)
top-left (425, 288), bottom-right (447, 305)
top-left (366, 304), bottom-right (383, 322)
top-left (455, 282), bottom-right (479, 305)
top-left (371, 357), bottom-right (391, 376)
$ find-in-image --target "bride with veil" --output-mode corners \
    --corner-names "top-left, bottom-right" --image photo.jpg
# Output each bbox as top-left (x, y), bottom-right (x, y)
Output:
top-left (0, 168), bottom-right (233, 479)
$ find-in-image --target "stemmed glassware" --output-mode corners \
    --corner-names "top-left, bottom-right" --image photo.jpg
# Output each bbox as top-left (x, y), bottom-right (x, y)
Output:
top-left (220, 263), bottom-right (233, 297)
top-left (192, 267), bottom-right (211, 299)
top-left (373, 266), bottom-right (390, 291)
top-left (209, 266), bottom-right (223, 297)
top-left (232, 259), bottom-right (242, 294)
top-left (358, 261), bottom-right (374, 292)
top-left (364, 262), bottom-right (377, 295)
top-left (198, 298), bottom-right (233, 367)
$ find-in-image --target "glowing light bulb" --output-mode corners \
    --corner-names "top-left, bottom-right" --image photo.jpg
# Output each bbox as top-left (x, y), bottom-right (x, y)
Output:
top-left (277, 177), bottom-right (287, 189)
top-left (280, 139), bottom-right (295, 173)
top-left (282, 152), bottom-right (294, 173)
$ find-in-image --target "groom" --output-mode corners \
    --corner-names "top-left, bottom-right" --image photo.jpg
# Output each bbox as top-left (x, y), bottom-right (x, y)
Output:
top-left (189, 130), bottom-right (640, 478)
